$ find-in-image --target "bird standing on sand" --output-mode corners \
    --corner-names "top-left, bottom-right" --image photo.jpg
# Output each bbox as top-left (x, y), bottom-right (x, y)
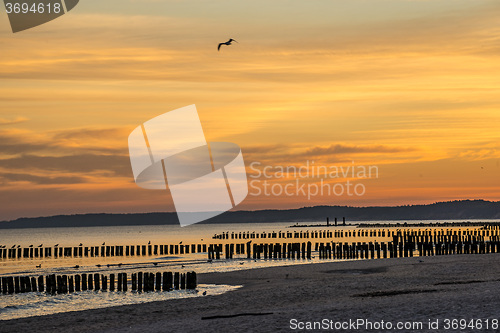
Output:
top-left (218, 38), bottom-right (238, 51)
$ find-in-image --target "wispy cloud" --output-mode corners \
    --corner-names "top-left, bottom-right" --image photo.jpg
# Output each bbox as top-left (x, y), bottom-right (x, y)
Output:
top-left (0, 117), bottom-right (28, 126)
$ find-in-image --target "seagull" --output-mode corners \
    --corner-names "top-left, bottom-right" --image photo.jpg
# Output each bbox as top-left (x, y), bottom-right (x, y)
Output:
top-left (54, 244), bottom-right (59, 247)
top-left (148, 241), bottom-right (151, 245)
top-left (218, 38), bottom-right (238, 51)
top-left (78, 243), bottom-right (82, 246)
top-left (28, 245), bottom-right (33, 247)
top-left (38, 244), bottom-right (43, 247)
top-left (179, 241), bottom-right (182, 245)
top-left (102, 242), bottom-right (105, 246)
top-left (11, 245), bottom-right (16, 249)
top-left (202, 291), bottom-right (207, 296)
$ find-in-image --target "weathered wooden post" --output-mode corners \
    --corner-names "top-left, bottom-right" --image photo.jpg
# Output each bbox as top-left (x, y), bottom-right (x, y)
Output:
top-left (188, 272), bottom-right (197, 289)
top-left (174, 272), bottom-right (180, 290)
top-left (75, 274), bottom-right (81, 292)
top-left (122, 273), bottom-right (127, 291)
top-left (137, 272), bottom-right (142, 292)
top-left (132, 273), bottom-right (137, 291)
top-left (180, 273), bottom-right (186, 289)
top-left (81, 274), bottom-right (88, 291)
top-left (14, 276), bottom-right (20, 293)
top-left (117, 273), bottom-right (122, 292)
top-left (68, 276), bottom-right (74, 293)
top-left (7, 277), bottom-right (15, 294)
top-left (109, 273), bottom-right (115, 291)
top-left (156, 272), bottom-right (162, 291)
top-left (38, 275), bottom-right (44, 292)
top-left (94, 273), bottom-right (100, 291)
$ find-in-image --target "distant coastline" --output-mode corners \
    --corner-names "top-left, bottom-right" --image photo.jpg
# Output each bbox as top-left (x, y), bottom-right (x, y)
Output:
top-left (0, 199), bottom-right (499, 229)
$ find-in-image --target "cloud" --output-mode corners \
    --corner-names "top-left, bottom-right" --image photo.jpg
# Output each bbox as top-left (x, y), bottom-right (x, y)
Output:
top-left (0, 154), bottom-right (132, 177)
top-left (0, 117), bottom-right (29, 126)
top-left (0, 127), bottom-right (128, 156)
top-left (0, 172), bottom-right (88, 185)
top-left (304, 144), bottom-right (417, 157)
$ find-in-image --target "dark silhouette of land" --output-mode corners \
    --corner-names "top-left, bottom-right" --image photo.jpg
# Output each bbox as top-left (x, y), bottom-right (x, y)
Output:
top-left (0, 200), bottom-right (498, 229)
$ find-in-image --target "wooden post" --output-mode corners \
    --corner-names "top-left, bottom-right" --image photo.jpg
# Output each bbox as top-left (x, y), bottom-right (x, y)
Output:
top-left (68, 276), bottom-right (74, 293)
top-left (117, 273), bottom-right (122, 291)
top-left (81, 274), bottom-right (87, 291)
top-left (156, 272), bottom-right (161, 291)
top-left (38, 275), bottom-right (44, 292)
top-left (122, 273), bottom-right (127, 291)
top-left (137, 272), bottom-right (142, 292)
top-left (180, 273), bottom-right (186, 289)
top-left (75, 274), bottom-right (81, 292)
top-left (102, 275), bottom-right (108, 291)
top-left (56, 275), bottom-right (62, 293)
top-left (132, 273), bottom-right (137, 291)
top-left (174, 272), bottom-right (180, 290)
top-left (7, 277), bottom-right (15, 294)
top-left (94, 273), bottom-right (100, 290)
top-left (186, 272), bottom-right (197, 289)
top-left (14, 276), bottom-right (20, 293)
top-left (109, 274), bottom-right (115, 291)
top-left (164, 272), bottom-right (172, 291)
top-left (87, 273), bottom-right (93, 290)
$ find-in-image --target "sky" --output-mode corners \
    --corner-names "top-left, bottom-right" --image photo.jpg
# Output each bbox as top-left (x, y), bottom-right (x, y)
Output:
top-left (0, 0), bottom-right (499, 220)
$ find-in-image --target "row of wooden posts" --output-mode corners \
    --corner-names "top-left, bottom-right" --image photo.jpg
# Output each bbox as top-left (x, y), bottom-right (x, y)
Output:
top-left (0, 243), bottom-right (209, 260)
top-left (209, 235), bottom-right (500, 260)
top-left (2, 227), bottom-right (499, 261)
top-left (211, 226), bottom-right (500, 240)
top-left (0, 271), bottom-right (197, 295)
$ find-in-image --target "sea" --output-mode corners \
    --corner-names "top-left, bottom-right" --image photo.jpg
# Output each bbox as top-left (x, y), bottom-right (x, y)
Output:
top-left (1, 220), bottom-right (497, 320)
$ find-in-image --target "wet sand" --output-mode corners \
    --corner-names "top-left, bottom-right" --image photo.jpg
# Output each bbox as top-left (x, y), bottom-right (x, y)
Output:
top-left (3, 253), bottom-right (500, 332)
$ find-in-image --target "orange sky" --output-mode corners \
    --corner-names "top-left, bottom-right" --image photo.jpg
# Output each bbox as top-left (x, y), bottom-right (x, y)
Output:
top-left (0, 0), bottom-right (499, 220)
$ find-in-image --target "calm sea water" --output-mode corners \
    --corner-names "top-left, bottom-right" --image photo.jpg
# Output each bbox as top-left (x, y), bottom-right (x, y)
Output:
top-left (1, 220), bottom-right (497, 320)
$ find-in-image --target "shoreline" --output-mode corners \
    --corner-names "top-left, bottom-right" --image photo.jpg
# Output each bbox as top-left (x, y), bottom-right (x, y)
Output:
top-left (2, 253), bottom-right (500, 332)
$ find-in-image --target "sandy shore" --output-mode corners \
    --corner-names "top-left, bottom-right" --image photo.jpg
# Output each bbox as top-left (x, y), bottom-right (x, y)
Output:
top-left (3, 254), bottom-right (500, 332)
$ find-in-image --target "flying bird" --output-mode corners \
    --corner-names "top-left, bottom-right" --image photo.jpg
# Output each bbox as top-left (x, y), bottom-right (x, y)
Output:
top-left (218, 38), bottom-right (238, 51)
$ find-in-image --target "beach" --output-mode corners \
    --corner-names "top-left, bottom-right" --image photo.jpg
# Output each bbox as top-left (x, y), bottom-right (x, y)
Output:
top-left (3, 253), bottom-right (500, 332)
